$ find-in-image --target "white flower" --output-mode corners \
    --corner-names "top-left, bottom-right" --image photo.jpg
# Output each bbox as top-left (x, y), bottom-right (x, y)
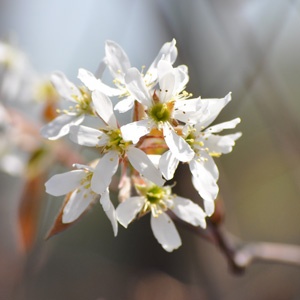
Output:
top-left (40, 72), bottom-right (95, 140)
top-left (40, 38), bottom-right (242, 250)
top-left (0, 103), bottom-right (29, 176)
top-left (45, 163), bottom-right (118, 236)
top-left (69, 90), bottom-right (165, 196)
top-left (116, 181), bottom-right (206, 252)
top-left (77, 39), bottom-right (179, 113)
top-left (159, 93), bottom-right (241, 216)
top-left (120, 60), bottom-right (203, 162)
top-left (0, 41), bottom-right (36, 103)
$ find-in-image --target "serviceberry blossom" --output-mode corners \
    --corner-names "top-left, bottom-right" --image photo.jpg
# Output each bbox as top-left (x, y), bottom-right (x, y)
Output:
top-left (45, 163), bottom-right (118, 236)
top-left (43, 38), bottom-right (241, 251)
top-left (68, 89), bottom-right (165, 195)
top-left (76, 39), bottom-right (180, 113)
top-left (120, 60), bottom-right (204, 162)
top-left (159, 93), bottom-right (242, 215)
top-left (0, 40), bottom-right (59, 176)
top-left (40, 72), bottom-right (96, 140)
top-left (0, 40), bottom-right (35, 103)
top-left (116, 179), bottom-right (206, 252)
top-left (0, 103), bottom-right (27, 175)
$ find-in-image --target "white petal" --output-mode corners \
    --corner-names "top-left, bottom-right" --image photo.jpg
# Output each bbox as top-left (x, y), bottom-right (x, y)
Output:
top-left (190, 159), bottom-right (219, 207)
top-left (204, 132), bottom-right (242, 154)
top-left (173, 65), bottom-right (189, 93)
top-left (191, 152), bottom-right (219, 180)
top-left (45, 170), bottom-right (86, 196)
top-left (78, 68), bottom-right (121, 96)
top-left (160, 38), bottom-right (178, 64)
top-left (158, 61), bottom-right (188, 101)
top-left (91, 151), bottom-right (119, 195)
top-left (171, 196), bottom-right (206, 228)
top-left (77, 68), bottom-right (99, 91)
top-left (203, 153), bottom-right (219, 180)
top-left (146, 39), bottom-right (178, 84)
top-left (177, 64), bottom-right (188, 75)
top-left (99, 188), bottom-right (111, 211)
top-left (147, 154), bottom-right (161, 168)
top-left (114, 96), bottom-right (135, 113)
top-left (92, 90), bottom-right (117, 128)
top-left (157, 61), bottom-right (176, 102)
top-left (203, 199), bottom-right (215, 217)
top-left (159, 150), bottom-right (179, 180)
top-left (62, 188), bottom-right (96, 223)
top-left (72, 163), bottom-right (94, 172)
top-left (98, 84), bottom-right (123, 97)
top-left (0, 154), bottom-right (25, 176)
top-left (120, 119), bottom-right (152, 144)
top-left (157, 59), bottom-right (173, 78)
top-left (40, 114), bottom-right (84, 140)
top-left (125, 68), bottom-right (152, 107)
top-left (198, 92), bottom-right (232, 128)
top-left (163, 123), bottom-right (194, 162)
top-left (51, 71), bottom-right (81, 102)
top-left (105, 40), bottom-right (131, 81)
top-left (206, 118), bottom-right (241, 134)
top-left (116, 196), bottom-right (144, 228)
top-left (173, 97), bottom-right (207, 124)
top-left (159, 74), bottom-right (176, 103)
top-left (150, 212), bottom-right (181, 252)
top-left (69, 125), bottom-right (108, 147)
top-left (100, 189), bottom-right (118, 236)
top-left (127, 147), bottom-right (165, 186)
top-left (173, 96), bottom-right (202, 112)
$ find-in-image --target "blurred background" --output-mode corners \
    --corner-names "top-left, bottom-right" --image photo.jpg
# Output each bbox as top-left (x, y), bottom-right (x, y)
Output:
top-left (1, 0), bottom-right (300, 299)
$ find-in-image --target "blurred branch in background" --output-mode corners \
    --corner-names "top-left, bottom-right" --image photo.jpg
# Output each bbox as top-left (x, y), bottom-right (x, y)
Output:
top-left (174, 212), bottom-right (300, 273)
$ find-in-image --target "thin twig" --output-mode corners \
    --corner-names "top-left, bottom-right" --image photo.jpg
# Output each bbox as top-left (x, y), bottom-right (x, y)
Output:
top-left (171, 212), bottom-right (300, 273)
top-left (234, 242), bottom-right (300, 268)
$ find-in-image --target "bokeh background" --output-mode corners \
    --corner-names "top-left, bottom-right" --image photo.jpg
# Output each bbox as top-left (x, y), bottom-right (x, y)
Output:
top-left (1, 0), bottom-right (300, 299)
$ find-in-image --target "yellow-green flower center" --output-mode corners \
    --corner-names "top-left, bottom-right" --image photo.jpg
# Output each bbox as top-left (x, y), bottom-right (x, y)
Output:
top-left (185, 129), bottom-right (204, 149)
top-left (57, 87), bottom-right (94, 116)
top-left (185, 131), bottom-right (197, 147)
top-left (146, 185), bottom-right (166, 204)
top-left (185, 128), bottom-right (222, 159)
top-left (105, 129), bottom-right (131, 155)
top-left (148, 103), bottom-right (171, 123)
top-left (136, 184), bottom-right (172, 218)
top-left (74, 87), bottom-right (94, 115)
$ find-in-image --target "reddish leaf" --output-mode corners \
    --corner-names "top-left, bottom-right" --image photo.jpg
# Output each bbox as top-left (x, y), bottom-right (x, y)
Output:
top-left (44, 192), bottom-right (78, 240)
top-left (18, 174), bottom-right (46, 253)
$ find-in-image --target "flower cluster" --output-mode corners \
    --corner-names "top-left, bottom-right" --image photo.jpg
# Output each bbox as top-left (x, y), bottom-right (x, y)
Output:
top-left (0, 40), bottom-right (59, 176)
top-left (44, 39), bottom-right (241, 252)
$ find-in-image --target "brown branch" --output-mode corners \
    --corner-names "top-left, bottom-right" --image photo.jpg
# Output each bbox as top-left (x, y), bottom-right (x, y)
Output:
top-left (171, 212), bottom-right (300, 273)
top-left (234, 242), bottom-right (300, 268)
